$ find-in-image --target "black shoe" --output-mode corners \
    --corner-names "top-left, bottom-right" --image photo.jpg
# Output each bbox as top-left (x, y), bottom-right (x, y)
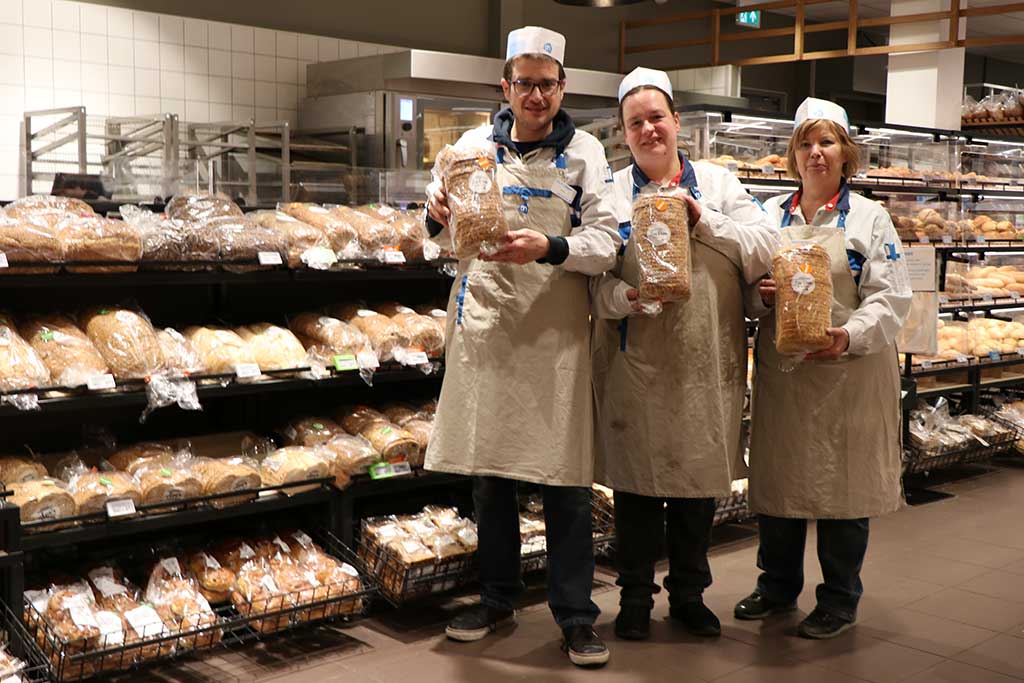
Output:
top-left (733, 590), bottom-right (798, 621)
top-left (669, 600), bottom-right (721, 637)
top-left (614, 606), bottom-right (651, 641)
top-left (561, 625), bottom-right (610, 667)
top-left (797, 607), bottom-right (855, 639)
top-left (445, 604), bottom-right (515, 642)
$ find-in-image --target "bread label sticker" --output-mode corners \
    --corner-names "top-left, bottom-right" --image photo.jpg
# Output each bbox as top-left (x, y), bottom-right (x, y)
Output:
top-left (956, 353), bottom-right (969, 364)
top-left (430, 309), bottom-right (446, 318)
top-left (341, 562), bottom-right (359, 577)
top-left (258, 251), bottom-right (283, 266)
top-left (166, 489), bottom-right (184, 500)
top-left (310, 206), bottom-right (329, 214)
top-left (791, 271), bottom-right (815, 295)
top-left (761, 164), bottom-right (776, 175)
top-left (240, 543), bottom-right (256, 559)
top-left (918, 236), bottom-right (930, 244)
top-left (1012, 292), bottom-right (1021, 301)
top-left (93, 576), bottom-right (128, 598)
top-left (990, 350), bottom-right (1001, 361)
top-left (726, 161), bottom-right (739, 173)
top-left (356, 350), bottom-right (379, 370)
top-left (95, 610), bottom-right (125, 646)
top-left (235, 363), bottom-right (261, 379)
top-left (976, 235), bottom-right (986, 244)
top-left (276, 211), bottom-right (298, 222)
top-left (39, 330), bottom-right (54, 342)
top-left (69, 605), bottom-right (99, 630)
top-left (333, 354), bottom-right (358, 372)
top-left (161, 557), bottom-right (182, 576)
top-left (400, 349), bottom-right (429, 366)
top-left (920, 359), bottom-right (933, 369)
top-left (203, 553), bottom-right (221, 570)
top-left (260, 575), bottom-right (279, 593)
top-left (468, 170), bottom-right (492, 194)
top-left (0, 253), bottom-right (7, 269)
top-left (357, 309), bottom-right (376, 318)
top-left (646, 222), bottom-right (671, 247)
top-left (382, 248), bottom-right (406, 264)
top-left (87, 373), bottom-right (116, 391)
top-left (292, 531), bottom-right (313, 548)
top-left (105, 498), bottom-right (136, 518)
top-left (273, 536), bottom-right (290, 553)
top-left (125, 605), bottom-right (164, 638)
top-left (36, 505), bottom-right (57, 520)
top-left (942, 235), bottom-right (953, 244)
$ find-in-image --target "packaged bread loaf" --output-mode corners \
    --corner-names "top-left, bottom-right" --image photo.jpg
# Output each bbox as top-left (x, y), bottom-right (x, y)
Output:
top-left (156, 327), bottom-right (205, 375)
top-left (391, 312), bottom-right (444, 355)
top-left (106, 442), bottom-right (178, 476)
top-left (318, 434), bottom-right (380, 488)
top-left (249, 210), bottom-right (332, 268)
top-left (381, 402), bottom-right (421, 426)
top-left (80, 307), bottom-right (164, 380)
top-left (43, 585), bottom-right (102, 659)
top-left (328, 306), bottom-right (406, 362)
top-left (288, 312), bottom-right (373, 364)
top-left (632, 193), bottom-right (692, 304)
top-left (0, 455), bottom-right (47, 484)
top-left (55, 216), bottom-right (143, 273)
top-left (393, 210), bottom-right (435, 260)
top-left (135, 459), bottom-right (202, 505)
top-left (202, 215), bottom-right (287, 272)
top-left (4, 195), bottom-right (94, 227)
top-left (69, 471), bottom-right (142, 515)
top-left (282, 529), bottom-right (363, 615)
top-left (184, 325), bottom-right (256, 375)
top-left (232, 559), bottom-right (289, 634)
top-left (20, 313), bottom-right (109, 387)
top-left (211, 538), bottom-right (262, 572)
top-left (121, 204), bottom-right (212, 271)
top-left (260, 446), bottom-right (329, 487)
top-left (402, 419), bottom-right (433, 466)
top-left (165, 192), bottom-right (242, 223)
top-left (187, 552), bottom-right (235, 604)
top-left (87, 566), bottom-right (167, 661)
top-left (436, 144), bottom-right (508, 259)
top-left (279, 203), bottom-right (358, 254)
top-left (329, 205), bottom-right (398, 255)
top-left (772, 243), bottom-right (834, 354)
top-left (144, 557), bottom-right (220, 650)
top-left (0, 313), bottom-right (51, 391)
top-left (9, 478), bottom-right (76, 523)
top-left (336, 404), bottom-right (388, 435)
top-left (359, 421), bottom-right (420, 463)
top-left (235, 323), bottom-right (308, 371)
top-left (189, 456), bottom-right (261, 507)
top-left (280, 416), bottom-right (347, 446)
top-left (0, 214), bottom-right (62, 274)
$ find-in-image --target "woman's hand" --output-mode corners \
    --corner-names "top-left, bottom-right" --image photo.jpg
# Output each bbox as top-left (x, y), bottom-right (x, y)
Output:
top-left (427, 185), bottom-right (450, 228)
top-left (805, 327), bottom-right (850, 361)
top-left (759, 278), bottom-right (776, 307)
top-left (625, 288), bottom-right (642, 312)
top-left (481, 229), bottom-right (550, 264)
top-left (683, 195), bottom-right (702, 227)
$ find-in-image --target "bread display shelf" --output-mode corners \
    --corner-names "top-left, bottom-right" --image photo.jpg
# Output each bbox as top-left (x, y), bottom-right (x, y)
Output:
top-left (713, 491), bottom-right (752, 526)
top-left (520, 495), bottom-right (616, 575)
top-left (24, 530), bottom-right (375, 683)
top-left (904, 427), bottom-right (1019, 475)
top-left (0, 602), bottom-right (54, 683)
top-left (736, 174), bottom-right (1024, 200)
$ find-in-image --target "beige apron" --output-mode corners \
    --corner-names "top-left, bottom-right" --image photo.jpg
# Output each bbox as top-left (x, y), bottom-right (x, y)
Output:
top-left (424, 148), bottom-right (595, 487)
top-left (593, 234), bottom-right (746, 499)
top-left (748, 224), bottom-right (904, 519)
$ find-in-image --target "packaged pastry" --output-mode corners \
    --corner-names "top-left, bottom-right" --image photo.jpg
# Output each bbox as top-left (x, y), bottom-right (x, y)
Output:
top-left (0, 455), bottom-right (48, 484)
top-left (336, 404), bottom-right (388, 435)
top-left (134, 460), bottom-right (203, 505)
top-left (9, 478), bottom-right (76, 523)
top-left (43, 586), bottom-right (102, 664)
top-left (232, 559), bottom-right (289, 633)
top-left (69, 471), bottom-right (142, 515)
top-left (80, 306), bottom-right (164, 380)
top-left (106, 442), bottom-right (178, 476)
top-left (186, 551), bottom-right (236, 604)
top-left (288, 312), bottom-right (373, 365)
top-left (391, 312), bottom-right (444, 355)
top-left (55, 216), bottom-right (143, 273)
top-left (19, 313), bottom-right (109, 387)
top-left (632, 193), bottom-right (691, 304)
top-left (278, 203), bottom-right (358, 254)
top-left (248, 210), bottom-right (332, 268)
top-left (358, 421), bottom-right (420, 463)
top-left (328, 306), bottom-right (406, 362)
top-left (165, 192), bottom-right (242, 223)
top-left (235, 323), bottom-right (308, 371)
top-left (0, 313), bottom-right (51, 391)
top-left (87, 566), bottom-right (167, 661)
top-left (259, 447), bottom-right (329, 488)
top-left (211, 538), bottom-right (261, 573)
top-left (183, 325), bottom-right (257, 375)
top-left (284, 531), bottom-right (363, 615)
top-left (435, 144), bottom-right (508, 259)
top-left (329, 205), bottom-right (398, 255)
top-left (156, 327), bottom-right (205, 375)
top-left (189, 456), bottom-right (261, 507)
top-left (280, 416), bottom-right (347, 446)
top-left (144, 557), bottom-right (220, 650)
top-left (773, 243), bottom-right (834, 354)
top-left (0, 214), bottom-right (62, 274)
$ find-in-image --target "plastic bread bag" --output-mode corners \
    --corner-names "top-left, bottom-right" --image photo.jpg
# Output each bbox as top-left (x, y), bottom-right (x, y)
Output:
top-left (156, 327), bottom-right (205, 376)
top-left (121, 204), bottom-right (218, 271)
top-left (319, 433), bottom-right (381, 486)
top-left (380, 402), bottom-right (422, 426)
top-left (234, 323), bottom-right (308, 371)
top-left (183, 325), bottom-right (257, 375)
top-left (0, 646), bottom-right (26, 678)
top-left (631, 191), bottom-right (692, 314)
top-left (165, 191), bottom-right (242, 223)
top-left (259, 446), bottom-right (330, 487)
top-left (54, 215), bottom-right (143, 273)
top-left (143, 556), bottom-right (220, 650)
top-left (0, 313), bottom-right (49, 391)
top-left (0, 212), bottom-right (63, 274)
top-left (394, 208), bottom-right (441, 261)
top-left (87, 565), bottom-right (165, 659)
top-left (328, 306), bottom-right (406, 363)
top-left (68, 470), bottom-right (142, 516)
top-left (105, 441), bottom-right (181, 475)
top-left (19, 313), bottom-right (109, 388)
top-left (4, 194), bottom-right (95, 227)
top-left (186, 550), bottom-right (236, 604)
top-left (328, 205), bottom-right (399, 260)
top-left (335, 404), bottom-right (388, 435)
top-left (401, 419), bottom-right (432, 465)
top-left (771, 242), bottom-right (834, 355)
top-left (231, 559), bottom-right (289, 633)
top-left (358, 420), bottom-right (420, 464)
top-left (79, 305), bottom-right (165, 380)
top-left (43, 582), bottom-right (102, 651)
top-left (278, 202), bottom-right (359, 258)
top-left (248, 209), bottom-right (336, 269)
top-left (201, 214), bottom-right (288, 273)
top-left (0, 455), bottom-right (48, 485)
top-left (210, 538), bottom-right (262, 573)
top-left (288, 312), bottom-right (377, 371)
top-left (279, 416), bottom-right (347, 447)
top-left (434, 143), bottom-right (509, 259)
top-left (391, 312), bottom-right (444, 357)
top-left (189, 455), bottom-right (261, 508)
top-left (133, 455), bottom-right (203, 505)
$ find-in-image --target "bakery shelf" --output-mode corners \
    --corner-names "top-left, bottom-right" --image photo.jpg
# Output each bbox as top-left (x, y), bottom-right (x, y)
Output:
top-left (0, 602), bottom-right (53, 683)
top-left (904, 427), bottom-right (1018, 475)
top-left (916, 383), bottom-right (974, 398)
top-left (713, 491), bottom-right (751, 526)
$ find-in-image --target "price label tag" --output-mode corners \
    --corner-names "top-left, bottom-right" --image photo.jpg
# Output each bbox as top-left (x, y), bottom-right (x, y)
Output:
top-left (382, 249), bottom-right (406, 264)
top-left (400, 349), bottom-right (429, 366)
top-left (939, 294), bottom-right (950, 304)
top-left (357, 350), bottom-right (379, 370)
top-left (982, 293), bottom-right (994, 303)
top-left (956, 354), bottom-right (970, 364)
top-left (235, 363), bottom-right (261, 379)
top-left (942, 235), bottom-right (953, 244)
top-left (726, 161), bottom-right (739, 173)
top-left (990, 350), bottom-right (1001, 361)
top-left (333, 354), bottom-right (358, 371)
top-left (1012, 292), bottom-right (1021, 301)
top-left (369, 461), bottom-right (413, 479)
top-left (921, 359), bottom-right (933, 369)
top-left (918, 236), bottom-right (930, 244)
top-left (257, 251), bottom-right (283, 266)
top-left (87, 373), bottom-right (116, 391)
top-left (761, 164), bottom-right (776, 175)
top-left (0, 253), bottom-right (8, 269)
top-left (1017, 348), bottom-right (1024, 358)
top-left (105, 498), bottom-right (136, 519)
top-left (976, 235), bottom-right (987, 244)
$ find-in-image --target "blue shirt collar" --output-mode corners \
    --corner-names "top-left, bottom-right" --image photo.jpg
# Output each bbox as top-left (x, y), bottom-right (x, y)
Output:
top-left (631, 151), bottom-right (697, 195)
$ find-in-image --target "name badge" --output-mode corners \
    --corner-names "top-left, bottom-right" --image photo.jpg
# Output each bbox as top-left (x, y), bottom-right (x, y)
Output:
top-left (551, 180), bottom-right (576, 205)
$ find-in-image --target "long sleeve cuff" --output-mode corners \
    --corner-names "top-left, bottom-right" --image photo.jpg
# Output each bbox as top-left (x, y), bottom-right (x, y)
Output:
top-left (537, 235), bottom-right (569, 265)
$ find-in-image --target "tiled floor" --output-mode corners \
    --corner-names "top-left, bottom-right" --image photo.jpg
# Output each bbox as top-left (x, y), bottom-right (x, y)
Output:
top-left (125, 463), bottom-right (1024, 682)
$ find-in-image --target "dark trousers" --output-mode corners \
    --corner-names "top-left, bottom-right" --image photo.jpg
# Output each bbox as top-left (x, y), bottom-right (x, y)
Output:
top-left (473, 475), bottom-right (600, 628)
top-left (755, 515), bottom-right (869, 623)
top-left (614, 490), bottom-right (716, 610)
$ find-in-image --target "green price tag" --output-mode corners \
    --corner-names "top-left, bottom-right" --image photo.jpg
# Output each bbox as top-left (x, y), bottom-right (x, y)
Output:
top-left (381, 426), bottom-right (392, 435)
top-left (333, 354), bottom-right (358, 371)
top-left (369, 462), bottom-right (390, 479)
top-left (98, 309), bottom-right (111, 315)
top-left (159, 468), bottom-right (172, 477)
top-left (312, 422), bottom-right (324, 430)
top-left (99, 476), bottom-right (112, 486)
top-left (39, 331), bottom-right (54, 342)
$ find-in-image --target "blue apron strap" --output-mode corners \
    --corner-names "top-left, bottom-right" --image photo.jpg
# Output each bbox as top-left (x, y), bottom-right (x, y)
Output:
top-left (456, 275), bottom-right (468, 325)
top-left (495, 146), bottom-right (506, 164)
top-left (837, 209), bottom-right (848, 230)
top-left (618, 318), bottom-right (628, 351)
top-left (554, 153), bottom-right (567, 169)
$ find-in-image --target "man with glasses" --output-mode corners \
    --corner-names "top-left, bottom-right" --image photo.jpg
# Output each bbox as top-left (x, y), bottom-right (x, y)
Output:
top-left (424, 26), bottom-right (619, 668)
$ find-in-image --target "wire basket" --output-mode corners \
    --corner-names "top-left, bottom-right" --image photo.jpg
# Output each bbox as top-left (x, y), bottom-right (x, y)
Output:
top-left (905, 423), bottom-right (1020, 474)
top-left (0, 602), bottom-right (52, 683)
top-left (519, 491), bottom-right (617, 574)
top-left (714, 490), bottom-right (751, 526)
top-left (357, 534), bottom-right (476, 606)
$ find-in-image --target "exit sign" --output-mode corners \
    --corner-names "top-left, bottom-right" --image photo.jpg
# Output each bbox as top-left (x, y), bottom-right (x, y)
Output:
top-left (736, 10), bottom-right (761, 28)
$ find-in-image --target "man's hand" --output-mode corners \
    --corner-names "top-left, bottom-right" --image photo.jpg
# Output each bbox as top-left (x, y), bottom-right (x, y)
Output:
top-left (805, 327), bottom-right (850, 361)
top-left (683, 194), bottom-right (702, 227)
top-left (427, 185), bottom-right (450, 229)
top-left (625, 288), bottom-right (642, 312)
top-left (759, 278), bottom-right (776, 306)
top-left (481, 229), bottom-right (550, 264)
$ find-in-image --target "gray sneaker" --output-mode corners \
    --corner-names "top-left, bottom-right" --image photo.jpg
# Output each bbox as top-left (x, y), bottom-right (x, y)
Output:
top-left (445, 604), bottom-right (515, 642)
top-left (797, 607), bottom-right (855, 639)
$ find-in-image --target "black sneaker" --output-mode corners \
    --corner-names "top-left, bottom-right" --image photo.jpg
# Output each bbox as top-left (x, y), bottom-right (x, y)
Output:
top-left (614, 606), bottom-right (651, 641)
top-left (797, 607), bottom-right (855, 639)
top-left (561, 625), bottom-right (610, 667)
top-left (733, 590), bottom-right (798, 621)
top-left (669, 599), bottom-right (721, 637)
top-left (445, 604), bottom-right (515, 642)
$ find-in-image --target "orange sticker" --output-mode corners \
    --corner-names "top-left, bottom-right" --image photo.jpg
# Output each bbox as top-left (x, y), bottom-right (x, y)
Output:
top-left (477, 157), bottom-right (491, 170)
top-left (655, 199), bottom-right (668, 212)
top-left (799, 263), bottom-right (812, 274)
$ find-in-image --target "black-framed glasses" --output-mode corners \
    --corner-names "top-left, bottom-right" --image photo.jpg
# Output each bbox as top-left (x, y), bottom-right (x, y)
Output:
top-left (511, 78), bottom-right (563, 97)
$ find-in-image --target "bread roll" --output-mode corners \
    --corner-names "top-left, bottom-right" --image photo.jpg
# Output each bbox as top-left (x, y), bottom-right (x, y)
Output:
top-left (156, 327), bottom-right (205, 375)
top-left (279, 203), bottom-right (358, 253)
top-left (135, 463), bottom-right (202, 505)
top-left (437, 145), bottom-right (508, 259)
top-left (56, 216), bottom-right (143, 273)
top-left (20, 313), bottom-right (109, 387)
top-left (359, 421), bottom-right (420, 463)
top-left (336, 405), bottom-right (387, 435)
top-left (165, 192), bottom-right (242, 223)
top-left (0, 215), bottom-right (61, 274)
top-left (260, 447), bottom-right (329, 487)
top-left (0, 455), bottom-right (47, 485)
top-left (773, 243), bottom-right (833, 354)
top-left (184, 325), bottom-right (256, 374)
top-left (632, 193), bottom-right (692, 303)
top-left (235, 323), bottom-right (307, 371)
top-left (288, 313), bottom-right (372, 363)
top-left (281, 416), bottom-right (347, 446)
top-left (70, 471), bottom-right (142, 515)
top-left (9, 479), bottom-right (76, 523)
top-left (0, 313), bottom-right (50, 391)
top-left (391, 312), bottom-right (444, 355)
top-left (81, 307), bottom-right (164, 380)
top-left (249, 210), bottom-right (330, 267)
top-left (329, 205), bottom-right (398, 253)
top-left (189, 457), bottom-right (261, 507)
top-left (106, 442), bottom-right (177, 475)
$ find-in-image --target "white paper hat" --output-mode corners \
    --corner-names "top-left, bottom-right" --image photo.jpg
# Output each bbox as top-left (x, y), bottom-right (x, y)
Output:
top-left (618, 67), bottom-right (674, 103)
top-left (506, 26), bottom-right (566, 65)
top-left (794, 97), bottom-right (850, 132)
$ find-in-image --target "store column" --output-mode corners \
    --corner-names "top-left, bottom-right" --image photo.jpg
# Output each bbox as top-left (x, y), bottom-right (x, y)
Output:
top-left (884, 0), bottom-right (966, 130)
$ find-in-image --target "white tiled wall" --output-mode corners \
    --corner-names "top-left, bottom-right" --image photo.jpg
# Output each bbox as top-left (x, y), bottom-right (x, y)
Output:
top-left (666, 65), bottom-right (741, 98)
top-left (0, 0), bottom-right (405, 199)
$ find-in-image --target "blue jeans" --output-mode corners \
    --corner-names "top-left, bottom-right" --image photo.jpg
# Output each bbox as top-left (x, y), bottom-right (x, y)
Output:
top-left (755, 515), bottom-right (869, 623)
top-left (473, 475), bottom-right (600, 628)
